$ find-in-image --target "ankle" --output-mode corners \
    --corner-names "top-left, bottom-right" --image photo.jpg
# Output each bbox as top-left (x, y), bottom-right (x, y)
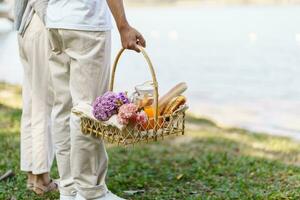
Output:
top-left (34, 173), bottom-right (50, 186)
top-left (27, 172), bottom-right (34, 183)
top-left (42, 173), bottom-right (51, 185)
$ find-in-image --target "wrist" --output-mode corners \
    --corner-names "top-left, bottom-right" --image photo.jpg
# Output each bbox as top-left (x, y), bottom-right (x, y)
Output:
top-left (118, 22), bottom-right (130, 33)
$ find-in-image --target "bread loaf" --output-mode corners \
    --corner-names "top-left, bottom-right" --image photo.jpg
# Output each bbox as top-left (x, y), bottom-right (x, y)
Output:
top-left (158, 82), bottom-right (187, 114)
top-left (163, 95), bottom-right (186, 115)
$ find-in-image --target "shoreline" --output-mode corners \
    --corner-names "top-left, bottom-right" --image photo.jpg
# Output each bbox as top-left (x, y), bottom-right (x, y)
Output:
top-left (187, 111), bottom-right (300, 141)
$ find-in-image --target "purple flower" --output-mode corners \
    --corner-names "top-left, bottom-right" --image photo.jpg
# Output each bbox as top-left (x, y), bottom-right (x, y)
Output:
top-left (92, 91), bottom-right (130, 121)
top-left (117, 92), bottom-right (130, 105)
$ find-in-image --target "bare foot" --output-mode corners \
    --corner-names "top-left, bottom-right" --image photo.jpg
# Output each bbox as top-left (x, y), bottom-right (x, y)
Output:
top-left (26, 172), bottom-right (34, 190)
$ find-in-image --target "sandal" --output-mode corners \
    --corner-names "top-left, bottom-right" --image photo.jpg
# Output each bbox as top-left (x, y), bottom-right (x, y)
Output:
top-left (33, 179), bottom-right (58, 195)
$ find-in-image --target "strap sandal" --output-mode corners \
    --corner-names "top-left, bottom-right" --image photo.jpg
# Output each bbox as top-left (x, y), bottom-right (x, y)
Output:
top-left (33, 179), bottom-right (58, 195)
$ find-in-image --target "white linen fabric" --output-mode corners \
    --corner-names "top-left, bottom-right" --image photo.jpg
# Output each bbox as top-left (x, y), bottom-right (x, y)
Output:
top-left (46, 0), bottom-right (112, 31)
top-left (18, 13), bottom-right (54, 174)
top-left (15, 0), bottom-right (48, 36)
top-left (48, 28), bottom-right (111, 199)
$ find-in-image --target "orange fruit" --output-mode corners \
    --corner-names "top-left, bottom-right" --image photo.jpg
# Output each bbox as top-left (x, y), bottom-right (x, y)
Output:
top-left (141, 106), bottom-right (163, 131)
top-left (144, 106), bottom-right (154, 117)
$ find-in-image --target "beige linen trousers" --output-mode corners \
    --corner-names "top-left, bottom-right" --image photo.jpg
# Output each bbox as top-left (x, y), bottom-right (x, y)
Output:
top-left (18, 13), bottom-right (54, 174)
top-left (47, 29), bottom-right (111, 199)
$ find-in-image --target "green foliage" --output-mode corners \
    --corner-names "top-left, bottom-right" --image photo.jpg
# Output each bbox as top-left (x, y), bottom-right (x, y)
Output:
top-left (1, 86), bottom-right (300, 199)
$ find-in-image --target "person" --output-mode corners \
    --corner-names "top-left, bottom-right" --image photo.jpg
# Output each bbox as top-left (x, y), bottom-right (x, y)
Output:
top-left (46, 0), bottom-right (145, 199)
top-left (14, 0), bottom-right (57, 195)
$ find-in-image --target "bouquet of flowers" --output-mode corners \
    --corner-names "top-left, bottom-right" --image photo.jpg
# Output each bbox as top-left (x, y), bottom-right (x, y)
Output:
top-left (92, 91), bottom-right (148, 127)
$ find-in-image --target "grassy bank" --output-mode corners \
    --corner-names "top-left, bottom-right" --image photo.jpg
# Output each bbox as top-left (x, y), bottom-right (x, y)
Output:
top-left (1, 83), bottom-right (300, 199)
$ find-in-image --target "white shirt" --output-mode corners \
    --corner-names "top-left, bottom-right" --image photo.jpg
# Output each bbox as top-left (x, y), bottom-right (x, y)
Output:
top-left (17, 0), bottom-right (48, 36)
top-left (46, 0), bottom-right (112, 31)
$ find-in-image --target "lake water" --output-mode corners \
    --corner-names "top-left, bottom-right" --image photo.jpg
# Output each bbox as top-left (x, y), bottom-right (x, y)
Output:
top-left (1, 5), bottom-right (300, 138)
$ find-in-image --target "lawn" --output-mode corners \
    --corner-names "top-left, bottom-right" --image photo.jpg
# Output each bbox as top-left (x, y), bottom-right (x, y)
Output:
top-left (1, 83), bottom-right (300, 200)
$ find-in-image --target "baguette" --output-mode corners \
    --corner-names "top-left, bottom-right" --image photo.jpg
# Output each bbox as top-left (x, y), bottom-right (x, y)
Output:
top-left (158, 82), bottom-right (187, 114)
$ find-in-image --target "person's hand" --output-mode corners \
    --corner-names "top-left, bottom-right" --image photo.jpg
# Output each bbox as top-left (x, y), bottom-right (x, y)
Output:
top-left (119, 25), bottom-right (146, 52)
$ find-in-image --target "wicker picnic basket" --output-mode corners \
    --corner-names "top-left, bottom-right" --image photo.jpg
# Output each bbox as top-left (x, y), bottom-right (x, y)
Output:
top-left (79, 46), bottom-right (187, 145)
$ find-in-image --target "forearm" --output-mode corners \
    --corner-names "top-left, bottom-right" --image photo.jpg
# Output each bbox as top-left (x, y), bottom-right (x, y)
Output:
top-left (106, 0), bottom-right (129, 31)
top-left (31, 0), bottom-right (48, 24)
top-left (106, 0), bottom-right (146, 51)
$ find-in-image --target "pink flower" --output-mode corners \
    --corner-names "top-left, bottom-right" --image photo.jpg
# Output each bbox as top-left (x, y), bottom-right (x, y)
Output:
top-left (117, 103), bottom-right (138, 125)
top-left (136, 111), bottom-right (148, 124)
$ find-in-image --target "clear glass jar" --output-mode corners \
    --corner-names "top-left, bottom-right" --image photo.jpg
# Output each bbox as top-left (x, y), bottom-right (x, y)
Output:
top-left (132, 81), bottom-right (154, 108)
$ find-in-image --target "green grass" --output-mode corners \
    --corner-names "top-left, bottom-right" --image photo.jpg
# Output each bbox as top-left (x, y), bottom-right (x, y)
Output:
top-left (1, 84), bottom-right (300, 200)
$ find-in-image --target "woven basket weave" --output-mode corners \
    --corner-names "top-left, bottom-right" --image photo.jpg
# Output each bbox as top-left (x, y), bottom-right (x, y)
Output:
top-left (79, 46), bottom-right (187, 145)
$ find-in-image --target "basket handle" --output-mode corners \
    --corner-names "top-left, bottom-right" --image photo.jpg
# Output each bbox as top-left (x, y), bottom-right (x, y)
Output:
top-left (109, 45), bottom-right (159, 124)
